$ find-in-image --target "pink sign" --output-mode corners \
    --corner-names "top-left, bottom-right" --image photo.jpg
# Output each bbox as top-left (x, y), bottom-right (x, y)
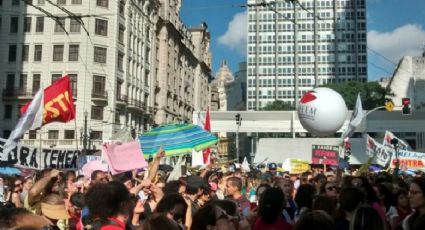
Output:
top-left (102, 141), bottom-right (148, 175)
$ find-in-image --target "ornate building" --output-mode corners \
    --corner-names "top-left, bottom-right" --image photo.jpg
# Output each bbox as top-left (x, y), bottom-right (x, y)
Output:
top-left (153, 0), bottom-right (211, 124)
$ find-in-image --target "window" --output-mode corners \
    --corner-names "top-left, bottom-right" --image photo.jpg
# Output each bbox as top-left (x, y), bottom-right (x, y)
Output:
top-left (118, 25), bottom-right (125, 43)
top-left (90, 131), bottom-right (103, 140)
top-left (8, 45), bottom-right (17, 62)
top-left (10, 17), bottom-right (18, 33)
top-left (57, 0), bottom-right (66, 4)
top-left (71, 0), bottom-right (82, 4)
top-left (54, 18), bottom-right (65, 33)
top-left (68, 44), bottom-right (79, 61)
top-left (4, 105), bottom-right (12, 119)
top-left (52, 45), bottom-right (64, 61)
top-left (23, 17), bottom-right (31, 32)
top-left (19, 74), bottom-right (27, 90)
top-left (21, 45), bottom-right (29, 61)
top-left (93, 75), bottom-right (105, 93)
top-left (94, 46), bottom-right (107, 63)
top-left (32, 74), bottom-right (40, 93)
top-left (68, 74), bottom-right (77, 97)
top-left (96, 0), bottom-right (108, 8)
top-left (48, 130), bottom-right (59, 139)
top-left (64, 130), bottom-right (75, 139)
top-left (34, 44), bottom-right (42, 61)
top-left (0, 17), bottom-right (2, 32)
top-left (70, 18), bottom-right (80, 32)
top-left (51, 74), bottom-right (62, 83)
top-left (117, 52), bottom-right (124, 71)
top-left (95, 19), bottom-right (108, 36)
top-left (35, 17), bottom-right (44, 32)
top-left (91, 106), bottom-right (103, 120)
top-left (6, 74), bottom-right (15, 90)
top-left (29, 130), bottom-right (37, 139)
top-left (119, 1), bottom-right (125, 16)
top-left (12, 0), bottom-right (19, 6)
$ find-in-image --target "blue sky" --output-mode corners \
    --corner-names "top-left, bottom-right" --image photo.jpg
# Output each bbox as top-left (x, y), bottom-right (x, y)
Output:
top-left (181, 0), bottom-right (425, 81)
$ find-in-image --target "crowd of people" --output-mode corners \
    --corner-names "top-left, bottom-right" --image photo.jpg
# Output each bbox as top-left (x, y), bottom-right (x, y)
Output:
top-left (1, 150), bottom-right (425, 230)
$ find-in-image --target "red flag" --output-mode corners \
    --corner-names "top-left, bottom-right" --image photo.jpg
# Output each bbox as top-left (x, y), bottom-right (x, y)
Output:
top-left (21, 75), bottom-right (76, 125)
top-left (203, 107), bottom-right (211, 164)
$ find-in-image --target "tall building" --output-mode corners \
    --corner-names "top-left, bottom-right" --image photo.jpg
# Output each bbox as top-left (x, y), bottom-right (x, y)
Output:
top-left (154, 0), bottom-right (211, 124)
top-left (0, 0), bottom-right (158, 150)
top-left (246, 0), bottom-right (367, 110)
top-left (226, 62), bottom-right (247, 111)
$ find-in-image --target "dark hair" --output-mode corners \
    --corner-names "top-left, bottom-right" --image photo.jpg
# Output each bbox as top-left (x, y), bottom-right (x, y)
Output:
top-left (339, 187), bottom-right (365, 212)
top-left (185, 176), bottom-right (206, 195)
top-left (163, 181), bottom-right (181, 195)
top-left (154, 193), bottom-right (188, 221)
top-left (190, 204), bottom-right (218, 230)
top-left (294, 210), bottom-right (334, 230)
top-left (90, 170), bottom-right (104, 181)
top-left (393, 189), bottom-right (408, 207)
top-left (295, 184), bottom-right (315, 210)
top-left (85, 181), bottom-right (131, 220)
top-left (407, 177), bottom-right (425, 230)
top-left (0, 207), bottom-right (31, 229)
top-left (144, 213), bottom-right (179, 230)
top-left (258, 187), bottom-right (285, 224)
top-left (375, 183), bottom-right (393, 209)
top-left (227, 177), bottom-right (242, 191)
top-left (313, 195), bottom-right (337, 216)
top-left (70, 192), bottom-right (85, 208)
top-left (112, 171), bottom-right (132, 184)
top-left (209, 199), bottom-right (237, 216)
top-left (350, 206), bottom-right (386, 230)
top-left (356, 176), bottom-right (380, 204)
top-left (65, 171), bottom-right (76, 181)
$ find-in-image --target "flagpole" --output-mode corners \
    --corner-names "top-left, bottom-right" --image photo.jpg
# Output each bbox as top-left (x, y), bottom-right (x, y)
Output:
top-left (39, 127), bottom-right (42, 169)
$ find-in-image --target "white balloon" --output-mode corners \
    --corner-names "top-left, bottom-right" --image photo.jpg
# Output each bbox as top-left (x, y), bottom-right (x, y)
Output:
top-left (297, 87), bottom-right (348, 136)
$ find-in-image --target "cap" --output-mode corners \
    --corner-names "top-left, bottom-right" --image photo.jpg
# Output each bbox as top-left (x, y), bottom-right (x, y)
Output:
top-left (268, 163), bottom-right (277, 170)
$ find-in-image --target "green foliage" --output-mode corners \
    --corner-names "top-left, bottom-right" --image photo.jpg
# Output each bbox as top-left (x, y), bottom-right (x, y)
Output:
top-left (325, 81), bottom-right (393, 110)
top-left (262, 100), bottom-right (295, 111)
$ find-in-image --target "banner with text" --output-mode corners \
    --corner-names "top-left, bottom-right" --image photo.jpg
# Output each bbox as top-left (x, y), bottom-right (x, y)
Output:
top-left (0, 138), bottom-right (79, 170)
top-left (382, 131), bottom-right (412, 151)
top-left (390, 149), bottom-right (425, 170)
top-left (311, 145), bottom-right (339, 166)
top-left (282, 158), bottom-right (310, 174)
top-left (366, 135), bottom-right (392, 167)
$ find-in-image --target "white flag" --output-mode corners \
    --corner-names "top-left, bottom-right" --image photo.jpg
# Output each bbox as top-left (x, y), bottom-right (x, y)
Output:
top-left (167, 156), bottom-right (183, 182)
top-left (341, 93), bottom-right (364, 141)
top-left (1, 89), bottom-right (44, 159)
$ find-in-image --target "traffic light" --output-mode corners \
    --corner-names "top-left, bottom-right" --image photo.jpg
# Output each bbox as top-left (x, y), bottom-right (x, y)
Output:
top-left (235, 113), bottom-right (242, 125)
top-left (402, 98), bottom-right (411, 115)
top-left (385, 99), bottom-right (395, 112)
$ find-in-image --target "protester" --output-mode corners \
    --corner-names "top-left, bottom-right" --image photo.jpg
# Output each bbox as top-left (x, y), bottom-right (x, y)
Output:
top-left (20, 176), bottom-right (33, 204)
top-left (253, 187), bottom-right (292, 230)
top-left (294, 210), bottom-right (334, 230)
top-left (190, 203), bottom-right (236, 230)
top-left (349, 206), bottom-right (387, 230)
top-left (294, 184), bottom-right (315, 221)
top-left (403, 177), bottom-right (425, 230)
top-left (225, 176), bottom-right (250, 218)
top-left (333, 187), bottom-right (365, 230)
top-left (394, 189), bottom-right (412, 229)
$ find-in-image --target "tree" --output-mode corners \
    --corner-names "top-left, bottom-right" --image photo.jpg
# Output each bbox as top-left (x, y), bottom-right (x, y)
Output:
top-left (262, 100), bottom-right (295, 111)
top-left (325, 81), bottom-right (393, 110)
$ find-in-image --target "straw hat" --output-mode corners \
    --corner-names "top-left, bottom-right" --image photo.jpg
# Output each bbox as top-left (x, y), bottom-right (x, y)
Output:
top-left (40, 194), bottom-right (70, 220)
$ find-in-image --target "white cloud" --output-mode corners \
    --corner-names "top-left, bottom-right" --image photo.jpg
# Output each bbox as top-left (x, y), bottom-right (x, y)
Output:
top-left (368, 24), bottom-right (425, 63)
top-left (218, 11), bottom-right (247, 56)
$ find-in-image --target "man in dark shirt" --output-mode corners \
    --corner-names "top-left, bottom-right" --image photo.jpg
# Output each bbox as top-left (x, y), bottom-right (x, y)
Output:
top-left (183, 176), bottom-right (208, 215)
top-left (261, 163), bottom-right (278, 181)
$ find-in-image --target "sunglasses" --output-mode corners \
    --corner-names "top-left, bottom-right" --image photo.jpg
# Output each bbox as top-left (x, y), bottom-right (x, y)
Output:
top-left (326, 186), bottom-right (337, 191)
